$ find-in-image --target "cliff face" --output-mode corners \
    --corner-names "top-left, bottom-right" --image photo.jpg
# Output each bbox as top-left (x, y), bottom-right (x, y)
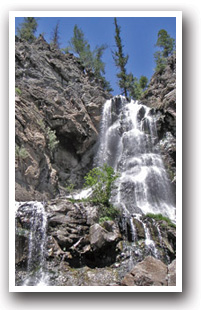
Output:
top-left (141, 54), bottom-right (176, 185)
top-left (15, 36), bottom-right (111, 201)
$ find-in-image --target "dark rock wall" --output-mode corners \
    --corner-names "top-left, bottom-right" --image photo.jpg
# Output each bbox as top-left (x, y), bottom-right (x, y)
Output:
top-left (15, 36), bottom-right (111, 201)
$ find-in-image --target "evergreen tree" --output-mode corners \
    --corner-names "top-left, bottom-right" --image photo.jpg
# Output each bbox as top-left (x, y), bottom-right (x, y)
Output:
top-left (126, 74), bottom-right (148, 100)
top-left (154, 29), bottom-right (175, 72)
top-left (17, 17), bottom-right (38, 42)
top-left (113, 17), bottom-right (129, 98)
top-left (50, 21), bottom-right (60, 49)
top-left (64, 24), bottom-right (112, 92)
top-left (139, 75), bottom-right (148, 90)
top-left (93, 45), bottom-right (113, 92)
top-left (65, 24), bottom-right (93, 70)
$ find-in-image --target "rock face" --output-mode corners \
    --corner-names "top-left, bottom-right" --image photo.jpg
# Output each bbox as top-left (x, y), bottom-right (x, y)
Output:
top-left (15, 35), bottom-right (111, 201)
top-left (141, 54), bottom-right (176, 185)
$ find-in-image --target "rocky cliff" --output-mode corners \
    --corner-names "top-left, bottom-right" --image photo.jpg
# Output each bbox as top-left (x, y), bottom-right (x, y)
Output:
top-left (141, 54), bottom-right (176, 186)
top-left (15, 35), bottom-right (111, 201)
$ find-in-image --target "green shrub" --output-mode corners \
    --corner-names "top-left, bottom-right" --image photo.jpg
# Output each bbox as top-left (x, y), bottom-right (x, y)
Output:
top-left (84, 164), bottom-right (119, 206)
top-left (99, 204), bottom-right (120, 223)
top-left (15, 145), bottom-right (28, 160)
top-left (46, 127), bottom-right (59, 152)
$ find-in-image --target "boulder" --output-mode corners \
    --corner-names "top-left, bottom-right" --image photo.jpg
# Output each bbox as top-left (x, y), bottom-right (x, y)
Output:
top-left (89, 223), bottom-right (120, 251)
top-left (121, 256), bottom-right (176, 286)
top-left (122, 256), bottom-right (168, 286)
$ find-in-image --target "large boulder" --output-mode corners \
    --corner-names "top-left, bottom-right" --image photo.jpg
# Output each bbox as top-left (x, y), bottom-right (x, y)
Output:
top-left (122, 256), bottom-right (168, 286)
top-left (121, 256), bottom-right (176, 286)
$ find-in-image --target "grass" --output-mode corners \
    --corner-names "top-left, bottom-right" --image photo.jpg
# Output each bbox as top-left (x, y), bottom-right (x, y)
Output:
top-left (145, 213), bottom-right (176, 228)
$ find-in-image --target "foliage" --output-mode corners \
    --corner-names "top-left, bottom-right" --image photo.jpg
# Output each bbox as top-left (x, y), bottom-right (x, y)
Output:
top-left (46, 127), bottom-right (59, 152)
top-left (37, 119), bottom-right (46, 131)
top-left (15, 87), bottom-right (22, 95)
top-left (63, 25), bottom-right (112, 92)
top-left (99, 204), bottom-right (120, 223)
top-left (17, 17), bottom-right (38, 42)
top-left (139, 75), bottom-right (148, 90)
top-left (126, 74), bottom-right (148, 100)
top-left (155, 29), bottom-right (175, 57)
top-left (113, 18), bottom-right (148, 100)
top-left (65, 183), bottom-right (75, 193)
top-left (154, 29), bottom-right (175, 72)
top-left (146, 213), bottom-right (176, 228)
top-left (84, 164), bottom-right (119, 206)
top-left (15, 145), bottom-right (28, 160)
top-left (113, 18), bottom-right (129, 98)
top-left (65, 182), bottom-right (75, 199)
top-left (50, 21), bottom-right (60, 49)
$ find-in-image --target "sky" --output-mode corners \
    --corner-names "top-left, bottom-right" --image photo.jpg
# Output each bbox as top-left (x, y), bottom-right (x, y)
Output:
top-left (15, 16), bottom-right (176, 95)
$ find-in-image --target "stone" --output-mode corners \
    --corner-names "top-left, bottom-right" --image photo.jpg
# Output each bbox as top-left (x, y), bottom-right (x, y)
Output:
top-left (167, 259), bottom-right (176, 286)
top-left (122, 256), bottom-right (168, 286)
top-left (89, 224), bottom-right (107, 250)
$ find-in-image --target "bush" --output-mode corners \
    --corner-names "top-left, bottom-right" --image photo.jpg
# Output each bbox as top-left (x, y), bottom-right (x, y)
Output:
top-left (46, 127), bottom-right (59, 152)
top-left (84, 164), bottom-right (119, 206)
top-left (99, 204), bottom-right (120, 223)
top-left (15, 145), bottom-right (28, 160)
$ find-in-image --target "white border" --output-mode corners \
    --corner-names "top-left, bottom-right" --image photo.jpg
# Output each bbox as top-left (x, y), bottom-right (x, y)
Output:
top-left (9, 11), bottom-right (182, 293)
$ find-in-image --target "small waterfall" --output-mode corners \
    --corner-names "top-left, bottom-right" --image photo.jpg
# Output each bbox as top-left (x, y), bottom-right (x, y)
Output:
top-left (96, 96), bottom-right (176, 222)
top-left (15, 201), bottom-right (48, 286)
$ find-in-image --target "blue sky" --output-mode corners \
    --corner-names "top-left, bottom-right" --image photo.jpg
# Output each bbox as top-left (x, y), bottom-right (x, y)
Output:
top-left (15, 17), bottom-right (176, 95)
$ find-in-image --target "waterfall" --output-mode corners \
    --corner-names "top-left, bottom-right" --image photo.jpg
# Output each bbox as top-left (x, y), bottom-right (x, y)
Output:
top-left (15, 201), bottom-right (48, 286)
top-left (96, 96), bottom-right (176, 222)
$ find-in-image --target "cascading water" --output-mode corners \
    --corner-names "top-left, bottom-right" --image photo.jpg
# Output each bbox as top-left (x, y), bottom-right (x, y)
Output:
top-left (15, 201), bottom-right (48, 286)
top-left (95, 96), bottom-right (176, 260)
top-left (96, 95), bottom-right (176, 221)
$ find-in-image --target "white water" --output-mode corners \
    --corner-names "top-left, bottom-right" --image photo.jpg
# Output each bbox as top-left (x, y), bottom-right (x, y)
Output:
top-left (96, 96), bottom-right (176, 222)
top-left (16, 201), bottom-right (48, 286)
top-left (66, 187), bottom-right (93, 200)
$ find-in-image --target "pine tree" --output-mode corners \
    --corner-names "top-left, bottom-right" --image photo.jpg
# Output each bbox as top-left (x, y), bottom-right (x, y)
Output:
top-left (93, 45), bottom-right (113, 92)
top-left (64, 25), bottom-right (112, 92)
top-left (113, 17), bottom-right (129, 98)
top-left (50, 21), bottom-right (60, 49)
top-left (65, 24), bottom-right (93, 70)
top-left (139, 75), bottom-right (148, 90)
top-left (154, 29), bottom-right (175, 72)
top-left (17, 17), bottom-right (38, 42)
